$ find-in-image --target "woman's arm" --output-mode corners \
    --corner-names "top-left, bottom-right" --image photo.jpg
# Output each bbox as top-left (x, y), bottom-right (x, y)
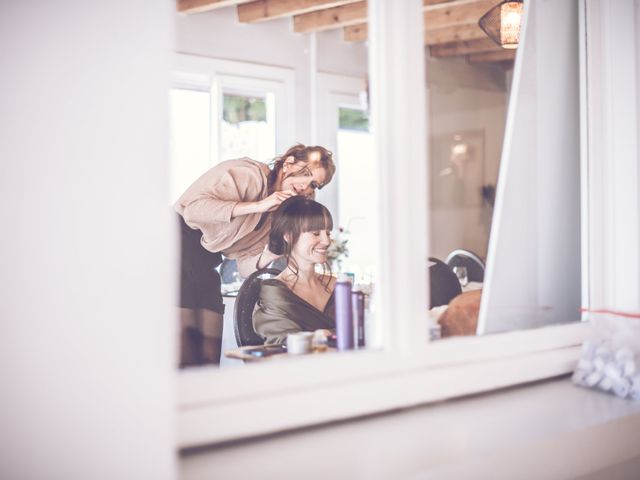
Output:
top-left (253, 309), bottom-right (302, 345)
top-left (178, 160), bottom-right (293, 225)
top-left (230, 190), bottom-right (296, 218)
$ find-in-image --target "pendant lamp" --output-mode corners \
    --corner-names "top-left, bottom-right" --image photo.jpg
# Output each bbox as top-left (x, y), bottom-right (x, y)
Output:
top-left (478, 0), bottom-right (524, 50)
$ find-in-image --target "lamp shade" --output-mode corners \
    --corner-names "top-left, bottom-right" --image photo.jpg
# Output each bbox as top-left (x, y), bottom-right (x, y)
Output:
top-left (478, 0), bottom-right (523, 49)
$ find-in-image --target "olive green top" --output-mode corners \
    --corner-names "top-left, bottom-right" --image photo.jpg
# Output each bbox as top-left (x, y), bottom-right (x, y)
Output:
top-left (253, 278), bottom-right (335, 345)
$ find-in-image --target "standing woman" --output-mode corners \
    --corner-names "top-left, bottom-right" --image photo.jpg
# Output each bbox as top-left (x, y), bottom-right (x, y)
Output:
top-left (175, 144), bottom-right (335, 367)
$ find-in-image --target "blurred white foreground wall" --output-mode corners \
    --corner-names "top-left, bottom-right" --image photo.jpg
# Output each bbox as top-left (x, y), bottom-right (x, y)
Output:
top-left (0, 1), bottom-right (176, 478)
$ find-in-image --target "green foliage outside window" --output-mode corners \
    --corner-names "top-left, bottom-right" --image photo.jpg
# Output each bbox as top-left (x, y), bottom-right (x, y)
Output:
top-left (339, 107), bottom-right (369, 132)
top-left (223, 94), bottom-right (266, 124)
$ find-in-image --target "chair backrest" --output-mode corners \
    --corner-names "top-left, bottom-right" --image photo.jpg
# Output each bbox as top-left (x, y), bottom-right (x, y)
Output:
top-left (445, 249), bottom-right (485, 283)
top-left (429, 257), bottom-right (462, 308)
top-left (233, 267), bottom-right (282, 347)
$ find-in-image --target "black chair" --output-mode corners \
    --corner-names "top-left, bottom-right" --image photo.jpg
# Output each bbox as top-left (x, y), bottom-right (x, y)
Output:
top-left (429, 257), bottom-right (462, 308)
top-left (233, 267), bottom-right (282, 347)
top-left (445, 249), bottom-right (485, 283)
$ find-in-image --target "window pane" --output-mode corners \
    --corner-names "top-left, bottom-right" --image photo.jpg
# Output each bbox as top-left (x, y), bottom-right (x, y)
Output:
top-left (339, 107), bottom-right (369, 131)
top-left (220, 92), bottom-right (275, 163)
top-left (337, 108), bottom-right (375, 284)
top-left (169, 88), bottom-right (211, 204)
top-left (223, 94), bottom-right (266, 123)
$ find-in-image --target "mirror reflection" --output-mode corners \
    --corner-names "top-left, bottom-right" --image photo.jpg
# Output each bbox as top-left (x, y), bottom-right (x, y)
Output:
top-left (426, 6), bottom-right (515, 339)
top-left (428, 0), bottom-right (582, 340)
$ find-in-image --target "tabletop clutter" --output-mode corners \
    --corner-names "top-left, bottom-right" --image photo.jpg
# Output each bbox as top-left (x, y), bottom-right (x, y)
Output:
top-left (572, 309), bottom-right (640, 400)
top-left (286, 273), bottom-right (368, 355)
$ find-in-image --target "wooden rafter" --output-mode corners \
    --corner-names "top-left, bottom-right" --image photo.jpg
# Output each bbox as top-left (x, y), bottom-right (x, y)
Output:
top-left (179, 0), bottom-right (514, 63)
top-left (423, 0), bottom-right (459, 5)
top-left (177, 0), bottom-right (253, 14)
top-left (293, 1), bottom-right (366, 33)
top-left (424, 0), bottom-right (497, 30)
top-left (468, 49), bottom-right (516, 62)
top-left (424, 22), bottom-right (487, 45)
top-left (429, 37), bottom-right (502, 57)
top-left (238, 0), bottom-right (361, 23)
top-left (343, 1), bottom-right (498, 46)
top-left (343, 23), bottom-right (367, 42)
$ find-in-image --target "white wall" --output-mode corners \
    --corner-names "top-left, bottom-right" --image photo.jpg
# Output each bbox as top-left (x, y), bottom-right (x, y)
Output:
top-left (0, 1), bottom-right (175, 478)
top-left (427, 57), bottom-right (509, 260)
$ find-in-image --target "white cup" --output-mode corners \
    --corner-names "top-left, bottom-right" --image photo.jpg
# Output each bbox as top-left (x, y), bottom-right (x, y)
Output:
top-left (286, 332), bottom-right (314, 355)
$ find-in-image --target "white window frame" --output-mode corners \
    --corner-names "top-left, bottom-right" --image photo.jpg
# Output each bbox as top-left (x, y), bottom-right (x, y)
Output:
top-left (315, 72), bottom-right (367, 237)
top-left (172, 54), bottom-right (295, 166)
top-left (176, 0), bottom-right (638, 449)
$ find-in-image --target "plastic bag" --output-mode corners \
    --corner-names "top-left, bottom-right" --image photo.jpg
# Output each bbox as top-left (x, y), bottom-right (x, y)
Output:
top-left (572, 309), bottom-right (640, 400)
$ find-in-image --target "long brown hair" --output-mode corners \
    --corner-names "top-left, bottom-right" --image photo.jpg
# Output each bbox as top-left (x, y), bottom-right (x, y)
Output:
top-left (267, 144), bottom-right (336, 194)
top-left (269, 196), bottom-right (333, 290)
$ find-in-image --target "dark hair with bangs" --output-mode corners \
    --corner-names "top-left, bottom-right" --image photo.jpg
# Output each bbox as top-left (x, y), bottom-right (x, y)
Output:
top-left (269, 196), bottom-right (333, 290)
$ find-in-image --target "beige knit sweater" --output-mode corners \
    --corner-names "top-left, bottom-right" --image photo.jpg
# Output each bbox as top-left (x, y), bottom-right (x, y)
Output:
top-left (174, 158), bottom-right (272, 277)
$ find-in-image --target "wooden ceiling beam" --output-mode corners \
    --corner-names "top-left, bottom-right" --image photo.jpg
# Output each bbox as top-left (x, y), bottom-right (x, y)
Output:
top-left (423, 0), bottom-right (459, 5)
top-left (293, 1), bottom-right (366, 33)
top-left (340, 0), bottom-right (455, 43)
top-left (424, 22), bottom-right (487, 45)
top-left (468, 49), bottom-right (516, 62)
top-left (343, 0), bottom-right (500, 44)
top-left (429, 37), bottom-right (502, 57)
top-left (424, 0), bottom-right (497, 30)
top-left (345, 21), bottom-right (489, 47)
top-left (177, 0), bottom-right (253, 14)
top-left (237, 0), bottom-right (361, 23)
top-left (343, 23), bottom-right (367, 42)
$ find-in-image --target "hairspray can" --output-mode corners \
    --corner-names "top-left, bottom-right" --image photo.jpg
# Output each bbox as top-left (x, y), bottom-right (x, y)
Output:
top-left (352, 288), bottom-right (365, 348)
top-left (334, 273), bottom-right (354, 351)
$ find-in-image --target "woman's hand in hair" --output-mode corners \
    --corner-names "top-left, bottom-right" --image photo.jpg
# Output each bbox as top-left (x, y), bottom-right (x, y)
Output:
top-left (231, 190), bottom-right (296, 218)
top-left (258, 190), bottom-right (297, 212)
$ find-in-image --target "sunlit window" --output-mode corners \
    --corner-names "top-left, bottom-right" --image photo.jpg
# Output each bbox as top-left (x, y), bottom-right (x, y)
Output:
top-left (220, 92), bottom-right (275, 163)
top-left (336, 107), bottom-right (375, 283)
top-left (169, 88), bottom-right (211, 203)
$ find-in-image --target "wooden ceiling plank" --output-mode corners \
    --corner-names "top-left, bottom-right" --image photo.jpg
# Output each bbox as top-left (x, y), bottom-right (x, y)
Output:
top-left (343, 23), bottom-right (367, 42)
top-left (344, 1), bottom-right (503, 44)
top-left (238, 0), bottom-right (361, 23)
top-left (424, 23), bottom-right (487, 45)
top-left (429, 37), bottom-right (502, 57)
top-left (468, 49), bottom-right (517, 62)
top-left (177, 0), bottom-right (253, 14)
top-left (424, 0), bottom-right (497, 30)
top-left (293, 1), bottom-right (366, 33)
top-left (423, 0), bottom-right (458, 5)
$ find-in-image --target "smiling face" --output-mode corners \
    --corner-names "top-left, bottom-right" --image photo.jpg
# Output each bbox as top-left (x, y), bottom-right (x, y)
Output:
top-left (278, 151), bottom-right (330, 197)
top-left (289, 229), bottom-right (332, 265)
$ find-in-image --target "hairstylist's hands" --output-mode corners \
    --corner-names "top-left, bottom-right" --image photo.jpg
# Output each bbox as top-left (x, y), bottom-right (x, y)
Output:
top-left (258, 189), bottom-right (296, 212)
top-left (230, 189), bottom-right (297, 219)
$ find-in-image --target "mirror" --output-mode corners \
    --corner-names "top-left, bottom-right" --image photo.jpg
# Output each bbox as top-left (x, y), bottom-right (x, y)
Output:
top-left (427, 0), bottom-right (582, 339)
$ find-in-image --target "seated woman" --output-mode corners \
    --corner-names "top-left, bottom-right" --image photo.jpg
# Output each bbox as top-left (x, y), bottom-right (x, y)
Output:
top-left (253, 196), bottom-right (336, 344)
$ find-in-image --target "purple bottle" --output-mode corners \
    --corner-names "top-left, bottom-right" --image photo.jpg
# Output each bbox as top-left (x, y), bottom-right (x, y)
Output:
top-left (352, 288), bottom-right (365, 348)
top-left (334, 273), bottom-right (354, 351)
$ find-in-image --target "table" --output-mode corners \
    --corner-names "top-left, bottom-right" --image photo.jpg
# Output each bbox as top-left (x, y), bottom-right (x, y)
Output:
top-left (224, 344), bottom-right (336, 362)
